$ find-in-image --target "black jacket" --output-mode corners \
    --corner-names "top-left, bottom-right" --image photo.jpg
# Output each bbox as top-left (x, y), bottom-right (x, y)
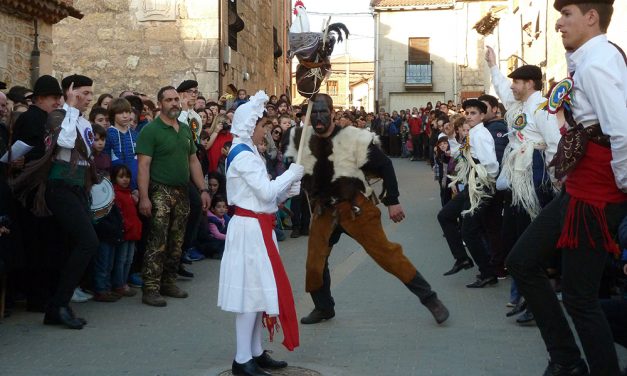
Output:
top-left (485, 119), bottom-right (509, 165)
top-left (12, 105), bottom-right (48, 163)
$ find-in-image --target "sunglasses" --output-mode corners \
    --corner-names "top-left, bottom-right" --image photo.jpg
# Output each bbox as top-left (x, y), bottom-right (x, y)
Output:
top-left (272, 130), bottom-right (282, 135)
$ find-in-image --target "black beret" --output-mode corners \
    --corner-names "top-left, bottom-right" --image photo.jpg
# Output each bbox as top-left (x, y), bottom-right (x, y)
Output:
top-left (554, 0), bottom-right (613, 10)
top-left (61, 74), bottom-right (93, 91)
top-left (462, 99), bottom-right (487, 114)
top-left (508, 65), bottom-right (542, 81)
top-left (176, 80), bottom-right (198, 92)
top-left (31, 75), bottom-right (63, 97)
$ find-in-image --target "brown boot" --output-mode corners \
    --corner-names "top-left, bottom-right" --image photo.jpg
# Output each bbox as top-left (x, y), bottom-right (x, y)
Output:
top-left (93, 291), bottom-right (121, 302)
top-left (142, 292), bottom-right (167, 307)
top-left (160, 285), bottom-right (188, 298)
top-left (114, 285), bottom-right (137, 297)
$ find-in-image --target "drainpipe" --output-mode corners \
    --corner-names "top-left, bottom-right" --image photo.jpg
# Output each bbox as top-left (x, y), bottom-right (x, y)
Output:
top-left (373, 10), bottom-right (379, 112)
top-left (30, 19), bottom-right (40, 87)
top-left (218, 0), bottom-right (223, 97)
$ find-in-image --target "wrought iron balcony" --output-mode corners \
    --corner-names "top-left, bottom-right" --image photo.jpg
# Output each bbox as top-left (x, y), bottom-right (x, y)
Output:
top-left (405, 61), bottom-right (433, 88)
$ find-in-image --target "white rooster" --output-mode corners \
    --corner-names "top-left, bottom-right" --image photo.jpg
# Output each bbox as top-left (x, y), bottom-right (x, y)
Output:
top-left (290, 0), bottom-right (310, 33)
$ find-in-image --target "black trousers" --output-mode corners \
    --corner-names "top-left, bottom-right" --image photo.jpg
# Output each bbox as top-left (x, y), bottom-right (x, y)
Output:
top-left (290, 190), bottom-right (310, 232)
top-left (506, 192), bottom-right (626, 375)
top-left (45, 181), bottom-right (98, 308)
top-left (481, 191), bottom-right (506, 271)
top-left (411, 135), bottom-right (423, 159)
top-left (437, 189), bottom-right (494, 277)
top-left (601, 299), bottom-right (627, 349)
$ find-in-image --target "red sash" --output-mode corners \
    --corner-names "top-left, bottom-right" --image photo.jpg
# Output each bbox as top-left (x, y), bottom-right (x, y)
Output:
top-left (234, 207), bottom-right (299, 351)
top-left (559, 142), bottom-right (627, 254)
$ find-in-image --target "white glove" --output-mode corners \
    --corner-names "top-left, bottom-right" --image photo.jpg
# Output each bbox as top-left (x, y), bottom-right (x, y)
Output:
top-left (287, 163), bottom-right (305, 181)
top-left (287, 181), bottom-right (301, 198)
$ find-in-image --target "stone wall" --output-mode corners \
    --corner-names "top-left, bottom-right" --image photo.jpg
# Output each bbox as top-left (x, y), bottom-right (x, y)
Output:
top-left (0, 13), bottom-right (54, 88)
top-left (52, 0), bottom-right (291, 101)
top-left (53, 0), bottom-right (220, 100)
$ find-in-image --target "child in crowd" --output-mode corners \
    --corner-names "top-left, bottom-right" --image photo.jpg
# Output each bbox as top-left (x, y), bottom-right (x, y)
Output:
top-left (256, 137), bottom-right (269, 173)
top-left (434, 136), bottom-right (451, 206)
top-left (216, 141), bottom-right (231, 177)
top-left (89, 107), bottom-right (110, 129)
top-left (278, 114), bottom-right (292, 132)
top-left (92, 124), bottom-right (111, 179)
top-left (111, 165), bottom-right (142, 297)
top-left (104, 98), bottom-right (139, 193)
top-left (198, 130), bottom-right (211, 176)
top-left (204, 194), bottom-right (230, 259)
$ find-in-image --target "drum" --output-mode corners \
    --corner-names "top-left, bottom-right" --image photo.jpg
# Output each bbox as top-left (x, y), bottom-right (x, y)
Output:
top-left (90, 177), bottom-right (114, 221)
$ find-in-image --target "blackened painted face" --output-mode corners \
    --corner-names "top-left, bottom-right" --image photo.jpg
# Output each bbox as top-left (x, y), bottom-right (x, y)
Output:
top-left (311, 98), bottom-right (332, 134)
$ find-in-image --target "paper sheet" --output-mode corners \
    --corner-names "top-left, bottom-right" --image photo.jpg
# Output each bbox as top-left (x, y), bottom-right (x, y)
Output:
top-left (0, 141), bottom-right (34, 163)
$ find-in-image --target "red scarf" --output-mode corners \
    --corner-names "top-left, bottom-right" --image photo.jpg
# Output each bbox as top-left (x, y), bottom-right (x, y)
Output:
top-left (559, 142), bottom-right (627, 254)
top-left (234, 207), bottom-right (299, 351)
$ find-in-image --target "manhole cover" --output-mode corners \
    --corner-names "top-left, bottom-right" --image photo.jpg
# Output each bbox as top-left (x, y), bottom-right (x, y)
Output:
top-left (218, 366), bottom-right (322, 375)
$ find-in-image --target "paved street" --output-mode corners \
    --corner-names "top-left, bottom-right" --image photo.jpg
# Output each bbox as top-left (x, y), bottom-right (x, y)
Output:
top-left (1, 159), bottom-right (625, 376)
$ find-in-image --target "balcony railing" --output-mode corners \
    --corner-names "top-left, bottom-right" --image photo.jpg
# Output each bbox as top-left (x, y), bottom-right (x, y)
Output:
top-left (405, 61), bottom-right (433, 87)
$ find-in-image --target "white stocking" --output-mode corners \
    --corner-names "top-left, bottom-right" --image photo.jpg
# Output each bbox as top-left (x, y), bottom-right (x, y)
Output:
top-left (235, 312), bottom-right (258, 364)
top-left (251, 312), bottom-right (264, 357)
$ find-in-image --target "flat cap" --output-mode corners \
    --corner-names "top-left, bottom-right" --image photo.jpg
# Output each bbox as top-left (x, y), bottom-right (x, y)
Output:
top-left (462, 99), bottom-right (487, 114)
top-left (7, 85), bottom-right (30, 103)
top-left (176, 80), bottom-right (198, 92)
top-left (508, 65), bottom-right (542, 81)
top-left (61, 74), bottom-right (93, 91)
top-left (554, 0), bottom-right (613, 11)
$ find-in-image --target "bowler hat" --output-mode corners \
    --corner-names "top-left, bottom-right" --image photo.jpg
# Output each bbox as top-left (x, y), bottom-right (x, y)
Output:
top-left (508, 65), bottom-right (542, 81)
top-left (7, 86), bottom-right (30, 104)
top-left (554, 0), bottom-right (613, 11)
top-left (31, 75), bottom-right (63, 98)
top-left (176, 80), bottom-right (198, 92)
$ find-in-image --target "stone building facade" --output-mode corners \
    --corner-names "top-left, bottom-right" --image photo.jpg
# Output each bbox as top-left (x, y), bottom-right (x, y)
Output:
top-left (52, 0), bottom-right (292, 101)
top-left (491, 0), bottom-right (627, 89)
top-left (0, 0), bottom-right (82, 88)
top-left (371, 0), bottom-right (507, 113)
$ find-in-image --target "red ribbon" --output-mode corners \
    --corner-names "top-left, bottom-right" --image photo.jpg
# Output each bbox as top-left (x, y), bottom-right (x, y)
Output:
top-left (234, 207), bottom-right (300, 351)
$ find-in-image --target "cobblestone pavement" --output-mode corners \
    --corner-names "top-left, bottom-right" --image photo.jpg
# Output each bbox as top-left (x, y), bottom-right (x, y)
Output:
top-left (1, 159), bottom-right (625, 376)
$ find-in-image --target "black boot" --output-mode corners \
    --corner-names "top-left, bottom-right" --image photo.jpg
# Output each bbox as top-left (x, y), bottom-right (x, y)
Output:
top-left (300, 308), bottom-right (335, 324)
top-left (254, 350), bottom-right (288, 369)
top-left (232, 359), bottom-right (271, 376)
top-left (177, 265), bottom-right (194, 278)
top-left (43, 306), bottom-right (84, 329)
top-left (405, 271), bottom-right (449, 324)
top-left (543, 359), bottom-right (589, 376)
top-left (443, 258), bottom-right (474, 276)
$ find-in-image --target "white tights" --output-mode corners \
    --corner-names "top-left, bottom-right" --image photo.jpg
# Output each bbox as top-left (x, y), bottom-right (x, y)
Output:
top-left (235, 312), bottom-right (264, 364)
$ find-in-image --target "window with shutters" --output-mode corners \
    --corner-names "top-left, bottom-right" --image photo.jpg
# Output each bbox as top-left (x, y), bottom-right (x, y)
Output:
top-left (408, 38), bottom-right (430, 64)
top-left (327, 80), bottom-right (338, 96)
top-left (406, 37), bottom-right (432, 86)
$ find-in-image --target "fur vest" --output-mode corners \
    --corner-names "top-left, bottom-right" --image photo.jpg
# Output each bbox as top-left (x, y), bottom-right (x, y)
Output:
top-left (285, 125), bottom-right (379, 201)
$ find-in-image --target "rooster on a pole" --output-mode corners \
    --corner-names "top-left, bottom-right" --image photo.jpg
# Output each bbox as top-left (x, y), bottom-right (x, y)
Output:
top-left (289, 0), bottom-right (349, 162)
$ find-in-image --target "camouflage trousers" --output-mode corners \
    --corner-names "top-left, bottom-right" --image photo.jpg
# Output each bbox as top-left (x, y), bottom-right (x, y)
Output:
top-left (142, 182), bottom-right (190, 294)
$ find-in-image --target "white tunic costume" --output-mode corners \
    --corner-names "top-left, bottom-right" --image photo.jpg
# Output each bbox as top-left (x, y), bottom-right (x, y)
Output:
top-left (217, 92), bottom-right (299, 314)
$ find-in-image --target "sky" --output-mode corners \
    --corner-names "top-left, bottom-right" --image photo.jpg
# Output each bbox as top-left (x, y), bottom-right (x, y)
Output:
top-left (291, 0), bottom-right (375, 61)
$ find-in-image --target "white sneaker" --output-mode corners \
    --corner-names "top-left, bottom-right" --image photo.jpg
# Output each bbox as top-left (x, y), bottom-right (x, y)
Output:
top-left (70, 288), bottom-right (91, 303)
top-left (76, 288), bottom-right (93, 300)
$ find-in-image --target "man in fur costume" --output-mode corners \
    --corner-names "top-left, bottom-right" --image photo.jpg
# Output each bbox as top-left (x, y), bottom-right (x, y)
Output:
top-left (285, 93), bottom-right (449, 325)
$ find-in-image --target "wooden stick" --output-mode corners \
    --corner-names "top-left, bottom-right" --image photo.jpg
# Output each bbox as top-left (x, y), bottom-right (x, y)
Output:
top-left (296, 100), bottom-right (313, 165)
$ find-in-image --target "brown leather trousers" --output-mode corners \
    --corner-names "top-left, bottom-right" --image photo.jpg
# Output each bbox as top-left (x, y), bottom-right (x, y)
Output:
top-left (305, 193), bottom-right (418, 292)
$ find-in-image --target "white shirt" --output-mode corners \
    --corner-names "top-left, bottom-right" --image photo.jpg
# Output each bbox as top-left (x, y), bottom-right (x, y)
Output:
top-left (469, 123), bottom-right (499, 178)
top-left (566, 34), bottom-right (627, 191)
top-left (226, 138), bottom-right (295, 213)
top-left (178, 108), bottom-right (203, 141)
top-left (490, 67), bottom-right (562, 165)
top-left (56, 103), bottom-right (93, 165)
